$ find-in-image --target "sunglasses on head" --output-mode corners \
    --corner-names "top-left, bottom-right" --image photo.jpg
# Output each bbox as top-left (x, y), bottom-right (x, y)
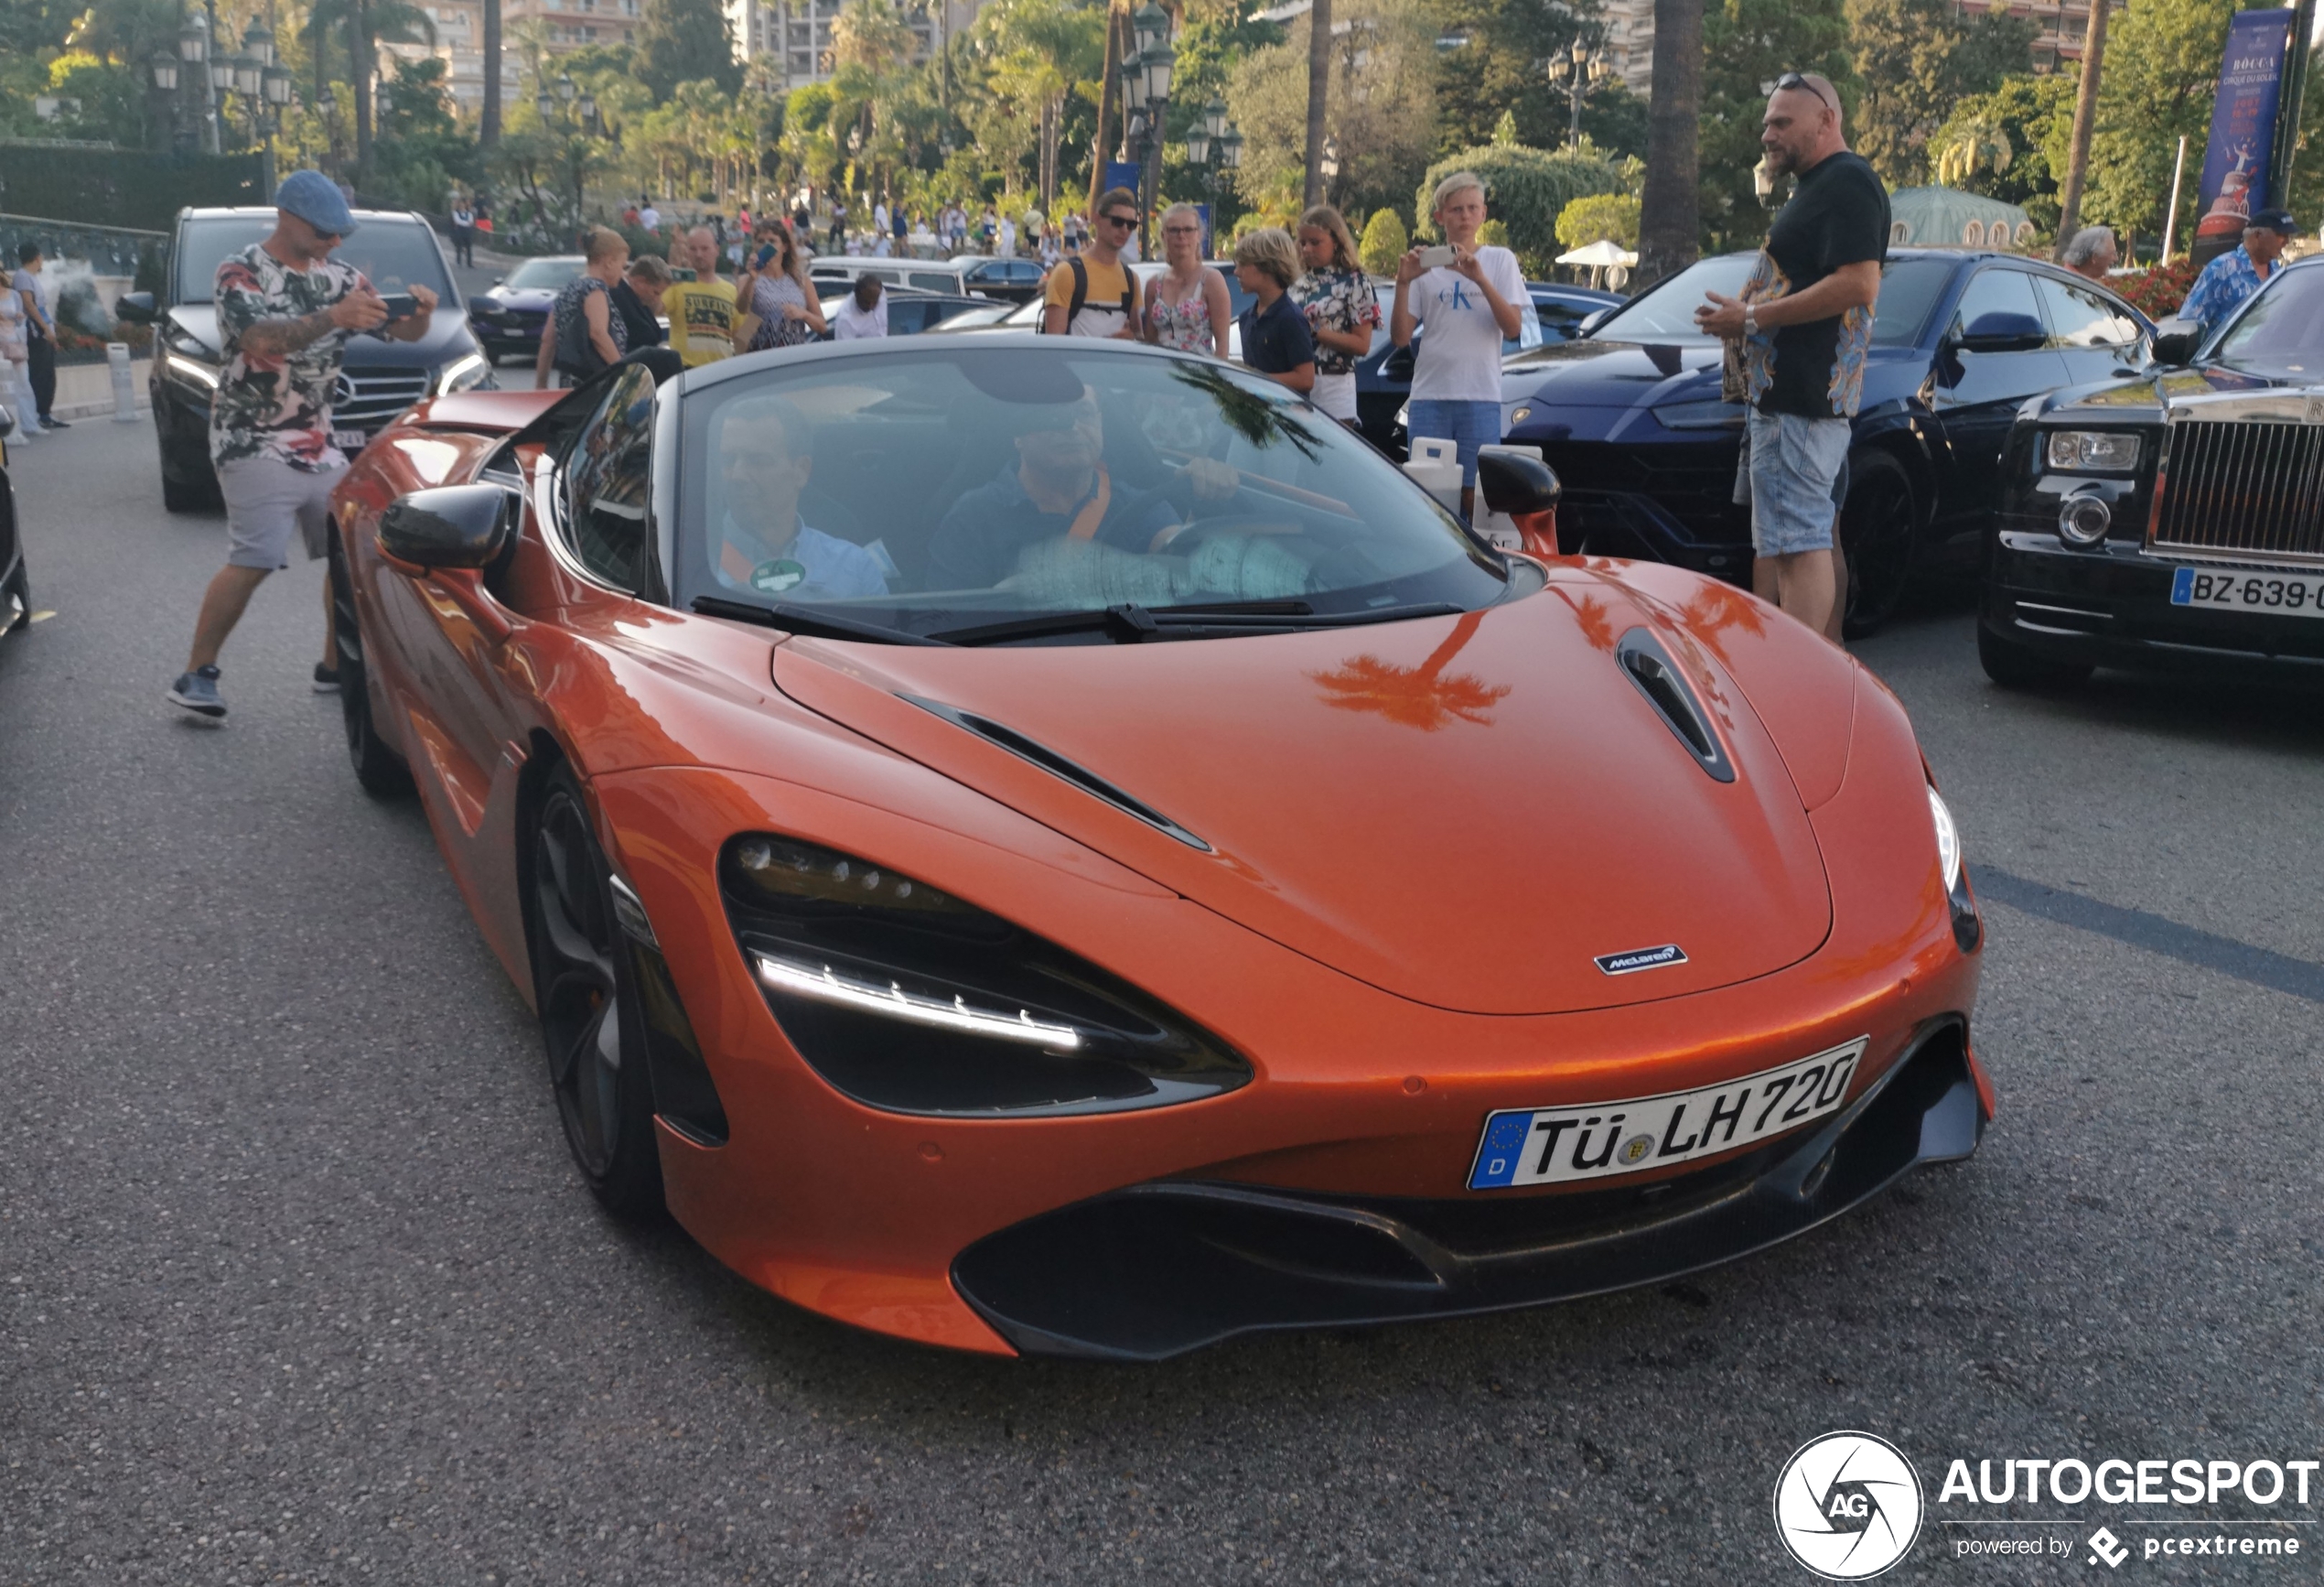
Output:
top-left (1773, 70), bottom-right (1834, 113)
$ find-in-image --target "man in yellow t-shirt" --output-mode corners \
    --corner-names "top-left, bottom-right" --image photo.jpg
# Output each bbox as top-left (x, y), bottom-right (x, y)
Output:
top-left (662, 226), bottom-right (737, 366)
top-left (1042, 187), bottom-right (1142, 338)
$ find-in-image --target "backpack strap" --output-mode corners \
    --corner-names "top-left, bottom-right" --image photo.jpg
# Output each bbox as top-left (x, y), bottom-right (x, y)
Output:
top-left (1064, 255), bottom-right (1090, 329)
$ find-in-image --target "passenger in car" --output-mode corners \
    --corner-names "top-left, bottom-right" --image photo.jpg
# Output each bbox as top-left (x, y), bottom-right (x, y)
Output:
top-left (924, 389), bottom-right (1237, 588)
top-left (712, 394), bottom-right (889, 600)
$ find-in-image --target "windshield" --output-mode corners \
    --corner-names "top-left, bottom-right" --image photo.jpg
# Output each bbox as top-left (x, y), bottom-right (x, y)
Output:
top-left (507, 256), bottom-right (583, 291)
top-left (675, 346), bottom-right (1512, 641)
top-left (1586, 254), bottom-right (1954, 346)
top-left (173, 215), bottom-right (455, 304)
top-left (2208, 265), bottom-right (2324, 375)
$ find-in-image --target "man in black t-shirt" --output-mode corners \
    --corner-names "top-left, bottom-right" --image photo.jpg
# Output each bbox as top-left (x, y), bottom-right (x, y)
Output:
top-left (1695, 71), bottom-right (1888, 642)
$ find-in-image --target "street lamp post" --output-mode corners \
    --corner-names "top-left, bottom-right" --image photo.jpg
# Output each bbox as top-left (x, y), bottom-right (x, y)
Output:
top-left (1555, 38), bottom-right (1608, 152)
top-left (1180, 95), bottom-right (1243, 244)
top-left (176, 11), bottom-right (221, 154)
top-left (1120, 2), bottom-right (1173, 257)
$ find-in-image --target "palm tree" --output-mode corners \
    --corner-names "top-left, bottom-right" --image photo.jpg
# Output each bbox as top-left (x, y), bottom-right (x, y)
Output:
top-left (306, 0), bottom-right (437, 179)
top-left (1635, 0), bottom-right (1700, 286)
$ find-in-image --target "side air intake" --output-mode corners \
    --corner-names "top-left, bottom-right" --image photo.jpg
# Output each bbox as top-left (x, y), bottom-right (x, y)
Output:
top-left (1615, 628), bottom-right (1735, 783)
top-left (899, 695), bottom-right (1215, 851)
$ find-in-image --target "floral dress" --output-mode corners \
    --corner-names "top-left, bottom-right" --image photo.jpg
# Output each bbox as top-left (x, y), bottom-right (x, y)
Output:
top-left (1145, 272), bottom-right (1218, 355)
top-left (748, 273), bottom-right (816, 351)
top-left (1289, 265), bottom-right (1381, 421)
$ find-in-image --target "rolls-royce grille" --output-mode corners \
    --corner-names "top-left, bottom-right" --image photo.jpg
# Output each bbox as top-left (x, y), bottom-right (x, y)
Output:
top-left (2150, 420), bottom-right (2324, 565)
top-left (332, 370), bottom-right (431, 432)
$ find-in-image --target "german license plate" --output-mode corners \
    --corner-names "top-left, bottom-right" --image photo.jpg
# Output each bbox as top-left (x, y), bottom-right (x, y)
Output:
top-left (330, 428), bottom-right (368, 452)
top-left (1468, 1038), bottom-right (1867, 1190)
top-left (2169, 566), bottom-right (2324, 618)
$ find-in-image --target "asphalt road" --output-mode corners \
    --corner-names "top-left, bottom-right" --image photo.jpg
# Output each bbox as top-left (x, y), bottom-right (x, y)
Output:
top-left (2, 409), bottom-right (2319, 1586)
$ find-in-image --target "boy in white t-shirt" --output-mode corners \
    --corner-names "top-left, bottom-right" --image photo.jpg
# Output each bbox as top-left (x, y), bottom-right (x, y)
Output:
top-left (1391, 169), bottom-right (1525, 518)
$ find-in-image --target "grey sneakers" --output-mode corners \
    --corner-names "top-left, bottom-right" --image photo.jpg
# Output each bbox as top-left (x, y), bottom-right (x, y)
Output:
top-left (167, 664), bottom-right (226, 719)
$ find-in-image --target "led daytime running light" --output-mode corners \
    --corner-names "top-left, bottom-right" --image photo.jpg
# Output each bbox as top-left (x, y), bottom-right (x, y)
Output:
top-left (167, 353), bottom-right (221, 390)
top-left (754, 951), bottom-right (1083, 1052)
top-left (1929, 785), bottom-right (1962, 894)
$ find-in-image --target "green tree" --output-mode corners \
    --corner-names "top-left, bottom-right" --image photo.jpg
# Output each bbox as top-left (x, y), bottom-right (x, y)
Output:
top-left (640, 0), bottom-right (740, 99)
top-left (1556, 190), bottom-right (1641, 246)
top-left (1413, 140), bottom-right (1628, 273)
top-left (1359, 205), bottom-right (1409, 271)
top-left (1696, 0), bottom-right (1851, 251)
top-left (2078, 0), bottom-right (2238, 240)
top-left (1845, 0), bottom-right (2037, 189)
top-left (1226, 0), bottom-right (1440, 221)
top-left (1930, 72), bottom-right (2071, 231)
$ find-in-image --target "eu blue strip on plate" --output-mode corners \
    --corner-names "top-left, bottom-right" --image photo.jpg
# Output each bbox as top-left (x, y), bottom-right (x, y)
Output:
top-left (2171, 566), bottom-right (2193, 604)
top-left (1469, 1112), bottom-right (1533, 1189)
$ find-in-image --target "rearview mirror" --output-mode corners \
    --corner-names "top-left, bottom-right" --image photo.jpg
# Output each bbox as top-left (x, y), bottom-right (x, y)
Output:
top-left (378, 484), bottom-right (516, 569)
top-left (114, 291), bottom-right (156, 324)
top-left (1478, 448), bottom-right (1563, 517)
top-left (2150, 317), bottom-right (2203, 366)
top-left (1953, 311), bottom-right (2048, 354)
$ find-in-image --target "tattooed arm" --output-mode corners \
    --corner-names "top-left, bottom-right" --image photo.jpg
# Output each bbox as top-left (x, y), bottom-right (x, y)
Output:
top-left (231, 287), bottom-right (389, 358)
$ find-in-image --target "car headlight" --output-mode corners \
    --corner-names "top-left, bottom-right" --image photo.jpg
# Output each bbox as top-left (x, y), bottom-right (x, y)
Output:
top-left (1394, 402), bottom-right (1410, 429)
top-left (1653, 398), bottom-right (1748, 431)
top-left (435, 351), bottom-right (491, 394)
top-left (1509, 404), bottom-right (1533, 426)
top-left (2044, 429), bottom-right (2141, 473)
top-left (1928, 784), bottom-right (1980, 954)
top-left (164, 352), bottom-right (221, 390)
top-left (720, 834), bottom-right (1251, 1117)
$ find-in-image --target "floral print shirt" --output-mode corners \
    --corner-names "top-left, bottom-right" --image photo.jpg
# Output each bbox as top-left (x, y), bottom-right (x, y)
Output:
top-left (1289, 266), bottom-right (1382, 376)
top-left (210, 243), bottom-right (371, 471)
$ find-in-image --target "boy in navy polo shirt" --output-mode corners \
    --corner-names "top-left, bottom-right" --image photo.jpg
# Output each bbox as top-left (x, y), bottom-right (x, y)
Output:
top-left (1232, 228), bottom-right (1317, 394)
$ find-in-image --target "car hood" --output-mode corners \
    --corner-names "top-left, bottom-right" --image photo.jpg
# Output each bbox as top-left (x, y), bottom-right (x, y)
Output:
top-left (474, 287), bottom-right (556, 313)
top-left (2036, 362), bottom-right (2288, 420)
top-left (166, 305), bottom-right (479, 367)
top-left (768, 588), bottom-right (1833, 1015)
top-left (1501, 338), bottom-right (1727, 410)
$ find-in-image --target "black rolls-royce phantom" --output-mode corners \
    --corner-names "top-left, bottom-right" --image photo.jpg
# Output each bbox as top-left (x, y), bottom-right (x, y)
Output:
top-left (1983, 255), bottom-right (2324, 686)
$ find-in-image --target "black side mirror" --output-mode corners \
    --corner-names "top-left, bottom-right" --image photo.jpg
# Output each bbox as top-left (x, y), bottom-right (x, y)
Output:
top-left (114, 291), bottom-right (156, 324)
top-left (378, 484), bottom-right (516, 569)
top-left (1953, 311), bottom-right (2048, 354)
top-left (2150, 317), bottom-right (2203, 366)
top-left (1479, 448), bottom-right (1563, 516)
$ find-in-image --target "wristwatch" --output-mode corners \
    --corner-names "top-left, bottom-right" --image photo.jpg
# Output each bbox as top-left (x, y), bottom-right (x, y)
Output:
top-left (1742, 304), bottom-right (1759, 336)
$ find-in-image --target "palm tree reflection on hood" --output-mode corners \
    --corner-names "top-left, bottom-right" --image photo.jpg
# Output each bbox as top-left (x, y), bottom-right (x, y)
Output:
top-left (1309, 611), bottom-right (1510, 731)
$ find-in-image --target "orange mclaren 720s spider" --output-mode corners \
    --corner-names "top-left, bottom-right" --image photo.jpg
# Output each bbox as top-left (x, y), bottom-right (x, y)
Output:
top-left (326, 336), bottom-right (1992, 1359)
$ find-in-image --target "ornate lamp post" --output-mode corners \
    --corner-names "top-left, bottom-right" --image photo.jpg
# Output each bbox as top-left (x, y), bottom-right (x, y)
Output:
top-left (1555, 38), bottom-right (1609, 152)
top-left (1179, 98), bottom-right (1243, 246)
top-left (1119, 3), bottom-right (1175, 257)
top-left (178, 13), bottom-right (221, 154)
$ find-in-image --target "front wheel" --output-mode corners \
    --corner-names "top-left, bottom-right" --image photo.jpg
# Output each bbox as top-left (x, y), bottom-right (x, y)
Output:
top-left (1838, 451), bottom-right (1917, 638)
top-left (526, 764), bottom-right (664, 1217)
top-left (326, 522), bottom-right (413, 796)
top-left (2, 556), bottom-right (27, 632)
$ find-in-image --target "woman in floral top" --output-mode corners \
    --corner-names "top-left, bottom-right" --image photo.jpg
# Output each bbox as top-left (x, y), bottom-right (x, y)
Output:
top-left (1290, 205), bottom-right (1382, 425)
top-left (739, 222), bottom-right (825, 351)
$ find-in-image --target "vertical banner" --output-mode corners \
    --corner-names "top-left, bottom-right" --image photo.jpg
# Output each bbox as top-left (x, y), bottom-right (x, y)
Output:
top-left (1194, 202), bottom-right (1213, 258)
top-left (1102, 161), bottom-right (1145, 203)
top-left (2192, 8), bottom-right (2296, 265)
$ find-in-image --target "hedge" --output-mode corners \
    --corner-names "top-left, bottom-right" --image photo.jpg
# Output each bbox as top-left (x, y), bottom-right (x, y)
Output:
top-left (0, 144), bottom-right (268, 232)
top-left (1414, 145), bottom-right (1628, 275)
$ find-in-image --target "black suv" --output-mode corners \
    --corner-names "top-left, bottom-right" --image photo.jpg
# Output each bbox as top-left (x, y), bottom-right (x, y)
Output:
top-left (118, 206), bottom-right (493, 511)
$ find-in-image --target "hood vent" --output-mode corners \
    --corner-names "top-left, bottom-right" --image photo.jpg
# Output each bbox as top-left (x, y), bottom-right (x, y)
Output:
top-left (1616, 628), bottom-right (1735, 783)
top-left (900, 694), bottom-right (1214, 852)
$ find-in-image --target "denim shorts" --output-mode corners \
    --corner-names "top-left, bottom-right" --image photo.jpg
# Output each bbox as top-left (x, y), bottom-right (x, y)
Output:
top-left (1742, 409), bottom-right (1850, 556)
top-left (1405, 398), bottom-right (1502, 486)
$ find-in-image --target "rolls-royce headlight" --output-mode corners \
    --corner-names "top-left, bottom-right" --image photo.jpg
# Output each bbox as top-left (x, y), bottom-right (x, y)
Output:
top-left (435, 351), bottom-right (491, 394)
top-left (2045, 429), bottom-right (2141, 473)
top-left (2057, 491), bottom-right (2113, 546)
top-left (720, 834), bottom-right (1251, 1117)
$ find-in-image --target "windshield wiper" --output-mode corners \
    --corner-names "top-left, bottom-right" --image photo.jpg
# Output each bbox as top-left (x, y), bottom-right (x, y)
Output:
top-left (930, 600), bottom-right (1465, 646)
top-left (691, 596), bottom-right (954, 646)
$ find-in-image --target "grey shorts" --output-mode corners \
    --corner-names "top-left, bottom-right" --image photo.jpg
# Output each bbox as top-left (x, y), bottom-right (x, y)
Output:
top-left (219, 457), bottom-right (343, 570)
top-left (1741, 410), bottom-right (1850, 556)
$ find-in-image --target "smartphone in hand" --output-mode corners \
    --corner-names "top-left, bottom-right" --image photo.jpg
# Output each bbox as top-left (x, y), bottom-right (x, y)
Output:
top-left (377, 292), bottom-right (419, 321)
top-left (1416, 244), bottom-right (1457, 269)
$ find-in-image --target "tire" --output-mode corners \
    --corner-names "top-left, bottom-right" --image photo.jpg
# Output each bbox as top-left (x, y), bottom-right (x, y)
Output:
top-left (159, 444), bottom-right (221, 513)
top-left (326, 523), bottom-right (414, 796)
top-left (2, 557), bottom-right (27, 633)
top-left (1978, 619), bottom-right (2093, 690)
top-left (1838, 451), bottom-right (1917, 638)
top-left (525, 762), bottom-right (665, 1217)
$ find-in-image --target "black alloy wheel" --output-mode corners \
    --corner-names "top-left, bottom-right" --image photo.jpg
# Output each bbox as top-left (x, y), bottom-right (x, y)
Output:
top-left (526, 764), bottom-right (664, 1216)
top-left (1977, 620), bottom-right (2093, 691)
top-left (1838, 451), bottom-right (1916, 638)
top-left (325, 522), bottom-right (413, 796)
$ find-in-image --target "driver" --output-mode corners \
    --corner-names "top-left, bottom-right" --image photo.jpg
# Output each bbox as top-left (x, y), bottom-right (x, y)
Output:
top-left (712, 394), bottom-right (888, 600)
top-left (926, 387), bottom-right (1237, 589)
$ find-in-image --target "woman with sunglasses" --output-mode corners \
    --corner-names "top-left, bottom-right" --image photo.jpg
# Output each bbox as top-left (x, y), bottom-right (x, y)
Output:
top-left (1141, 203), bottom-right (1232, 356)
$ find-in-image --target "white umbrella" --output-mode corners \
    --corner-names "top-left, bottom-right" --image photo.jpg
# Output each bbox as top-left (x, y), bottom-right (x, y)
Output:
top-left (1555, 239), bottom-right (1637, 267)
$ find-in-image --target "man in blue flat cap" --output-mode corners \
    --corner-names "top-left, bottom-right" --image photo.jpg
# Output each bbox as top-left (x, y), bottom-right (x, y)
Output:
top-left (167, 170), bottom-right (438, 721)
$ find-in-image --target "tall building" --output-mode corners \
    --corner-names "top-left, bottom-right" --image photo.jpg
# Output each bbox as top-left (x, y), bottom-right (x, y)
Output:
top-left (383, 2), bottom-right (522, 114)
top-left (1598, 0), bottom-right (1655, 98)
top-left (500, 0), bottom-right (645, 57)
top-left (726, 0), bottom-right (985, 91)
top-left (1954, 0), bottom-right (2128, 67)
